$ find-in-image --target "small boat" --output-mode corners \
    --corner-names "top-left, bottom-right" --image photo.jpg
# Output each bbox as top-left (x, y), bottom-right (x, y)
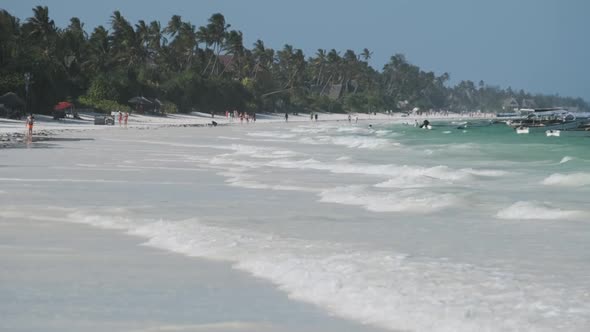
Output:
top-left (546, 130), bottom-right (560, 137)
top-left (516, 126), bottom-right (529, 134)
top-left (507, 109), bottom-right (585, 132)
top-left (419, 120), bottom-right (432, 130)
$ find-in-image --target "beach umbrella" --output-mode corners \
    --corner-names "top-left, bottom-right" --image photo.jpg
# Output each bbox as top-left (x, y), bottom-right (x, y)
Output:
top-left (0, 92), bottom-right (25, 108)
top-left (128, 96), bottom-right (153, 105)
top-left (54, 101), bottom-right (73, 110)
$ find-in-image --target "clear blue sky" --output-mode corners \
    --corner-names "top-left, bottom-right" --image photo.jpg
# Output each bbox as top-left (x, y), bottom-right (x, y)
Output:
top-left (3, 0), bottom-right (589, 100)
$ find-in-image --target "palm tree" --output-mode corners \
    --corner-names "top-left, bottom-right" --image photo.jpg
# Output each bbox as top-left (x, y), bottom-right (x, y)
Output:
top-left (27, 6), bottom-right (57, 57)
top-left (0, 10), bottom-right (20, 67)
top-left (361, 48), bottom-right (372, 62)
top-left (320, 49), bottom-right (341, 95)
top-left (203, 13), bottom-right (230, 76)
top-left (220, 30), bottom-right (243, 77)
top-left (164, 15), bottom-right (182, 38)
top-left (312, 49), bottom-right (327, 86)
top-left (148, 21), bottom-right (166, 50)
top-left (83, 25), bottom-right (111, 74)
top-left (135, 20), bottom-right (149, 49)
top-left (27, 6), bottom-right (56, 41)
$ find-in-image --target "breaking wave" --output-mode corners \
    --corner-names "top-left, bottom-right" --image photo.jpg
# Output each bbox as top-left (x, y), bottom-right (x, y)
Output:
top-left (496, 201), bottom-right (584, 220)
top-left (541, 173), bottom-right (590, 187)
top-left (55, 211), bottom-right (590, 332)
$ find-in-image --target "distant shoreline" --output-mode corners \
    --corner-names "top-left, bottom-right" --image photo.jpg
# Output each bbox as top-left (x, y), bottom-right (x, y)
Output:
top-left (0, 111), bottom-right (496, 149)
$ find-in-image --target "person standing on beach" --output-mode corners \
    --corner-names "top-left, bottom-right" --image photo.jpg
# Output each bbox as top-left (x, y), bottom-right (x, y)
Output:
top-left (314, 113), bottom-right (318, 121)
top-left (25, 113), bottom-right (34, 136)
top-left (285, 112), bottom-right (289, 122)
top-left (117, 111), bottom-right (123, 126)
top-left (124, 112), bottom-right (129, 126)
top-left (348, 114), bottom-right (351, 122)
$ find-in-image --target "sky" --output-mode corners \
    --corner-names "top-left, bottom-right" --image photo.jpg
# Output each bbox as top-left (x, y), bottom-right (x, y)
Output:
top-left (3, 0), bottom-right (590, 100)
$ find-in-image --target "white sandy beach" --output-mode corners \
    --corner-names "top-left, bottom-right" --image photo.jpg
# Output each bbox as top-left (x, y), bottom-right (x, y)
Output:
top-left (0, 214), bottom-right (390, 332)
top-left (2, 112), bottom-right (588, 332)
top-left (1, 110), bottom-right (494, 136)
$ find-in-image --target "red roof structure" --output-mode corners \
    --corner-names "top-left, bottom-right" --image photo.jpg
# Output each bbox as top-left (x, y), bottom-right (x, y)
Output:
top-left (54, 101), bottom-right (73, 110)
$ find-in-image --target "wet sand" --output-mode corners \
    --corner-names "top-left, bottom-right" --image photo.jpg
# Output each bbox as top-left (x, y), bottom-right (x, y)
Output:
top-left (0, 215), bottom-right (389, 332)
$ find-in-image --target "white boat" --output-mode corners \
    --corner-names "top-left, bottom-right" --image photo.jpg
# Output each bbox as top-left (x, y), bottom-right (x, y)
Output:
top-left (546, 130), bottom-right (560, 137)
top-left (516, 126), bottom-right (529, 134)
top-left (507, 109), bottom-right (584, 132)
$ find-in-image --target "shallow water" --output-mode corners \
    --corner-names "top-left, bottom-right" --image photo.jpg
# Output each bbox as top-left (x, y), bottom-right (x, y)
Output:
top-left (1, 121), bottom-right (590, 331)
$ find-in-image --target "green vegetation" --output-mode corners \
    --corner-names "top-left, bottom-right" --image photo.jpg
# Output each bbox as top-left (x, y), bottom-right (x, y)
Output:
top-left (1, 7), bottom-right (587, 116)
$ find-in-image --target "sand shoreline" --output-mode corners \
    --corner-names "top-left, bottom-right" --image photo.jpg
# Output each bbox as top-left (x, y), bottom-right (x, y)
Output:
top-left (0, 121), bottom-right (398, 332)
top-left (0, 112), bottom-right (498, 332)
top-left (0, 215), bottom-right (391, 332)
top-left (1, 111), bottom-right (495, 149)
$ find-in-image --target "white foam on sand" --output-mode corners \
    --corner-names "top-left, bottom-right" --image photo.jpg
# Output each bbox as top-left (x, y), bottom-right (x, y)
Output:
top-left (374, 176), bottom-right (438, 189)
top-left (218, 169), bottom-right (319, 193)
top-left (318, 185), bottom-right (460, 213)
top-left (246, 131), bottom-right (296, 139)
top-left (496, 201), bottom-right (584, 220)
top-left (298, 135), bottom-right (394, 150)
top-left (0, 177), bottom-right (128, 183)
top-left (330, 136), bottom-right (394, 149)
top-left (267, 159), bottom-right (504, 184)
top-left (541, 173), bottom-right (590, 187)
top-left (58, 210), bottom-right (590, 332)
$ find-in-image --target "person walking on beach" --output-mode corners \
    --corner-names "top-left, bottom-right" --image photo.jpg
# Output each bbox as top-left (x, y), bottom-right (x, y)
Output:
top-left (285, 112), bottom-right (289, 122)
top-left (123, 112), bottom-right (129, 126)
top-left (25, 113), bottom-right (34, 136)
top-left (117, 111), bottom-right (123, 126)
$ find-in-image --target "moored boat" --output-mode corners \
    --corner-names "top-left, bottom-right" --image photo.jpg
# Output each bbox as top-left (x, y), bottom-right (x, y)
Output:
top-left (507, 108), bottom-right (586, 133)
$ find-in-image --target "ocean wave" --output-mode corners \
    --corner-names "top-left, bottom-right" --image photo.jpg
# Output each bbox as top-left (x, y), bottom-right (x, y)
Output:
top-left (319, 186), bottom-right (461, 213)
top-left (541, 173), bottom-right (590, 187)
top-left (559, 156), bottom-right (574, 164)
top-left (60, 211), bottom-right (590, 332)
top-left (246, 131), bottom-right (296, 139)
top-left (462, 168), bottom-right (509, 177)
top-left (298, 135), bottom-right (395, 150)
top-left (496, 201), bottom-right (584, 220)
top-left (331, 136), bottom-right (393, 149)
top-left (219, 169), bottom-right (319, 193)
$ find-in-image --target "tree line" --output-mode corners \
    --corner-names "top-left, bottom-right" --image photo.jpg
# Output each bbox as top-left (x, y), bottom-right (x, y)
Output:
top-left (1, 6), bottom-right (587, 116)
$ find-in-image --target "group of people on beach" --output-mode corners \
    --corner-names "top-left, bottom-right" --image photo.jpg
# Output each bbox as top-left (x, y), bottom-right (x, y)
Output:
top-left (226, 110), bottom-right (255, 123)
top-left (347, 114), bottom-right (359, 123)
top-left (117, 111), bottom-right (129, 126)
top-left (285, 112), bottom-right (319, 122)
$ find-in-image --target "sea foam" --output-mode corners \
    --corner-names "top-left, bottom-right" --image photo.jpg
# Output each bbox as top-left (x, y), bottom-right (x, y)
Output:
top-left (496, 201), bottom-right (583, 220)
top-left (559, 156), bottom-right (574, 164)
top-left (541, 173), bottom-right (590, 187)
top-left (60, 211), bottom-right (590, 332)
top-left (319, 185), bottom-right (461, 213)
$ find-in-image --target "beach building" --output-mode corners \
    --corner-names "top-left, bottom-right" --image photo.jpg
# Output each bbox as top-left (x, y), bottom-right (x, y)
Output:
top-left (502, 97), bottom-right (520, 111)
